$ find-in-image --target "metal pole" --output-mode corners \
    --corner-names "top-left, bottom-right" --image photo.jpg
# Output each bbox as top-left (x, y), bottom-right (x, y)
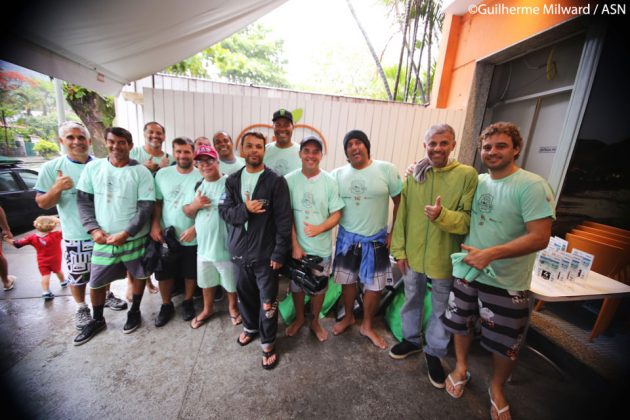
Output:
top-left (53, 78), bottom-right (65, 125)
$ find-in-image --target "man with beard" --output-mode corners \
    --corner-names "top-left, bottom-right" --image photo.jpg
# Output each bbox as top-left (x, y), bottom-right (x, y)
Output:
top-left (264, 109), bottom-right (301, 176)
top-left (212, 131), bottom-right (245, 176)
top-left (442, 122), bottom-right (553, 420)
top-left (219, 131), bottom-right (291, 370)
top-left (35, 121), bottom-right (127, 331)
top-left (73, 127), bottom-right (155, 345)
top-left (390, 124), bottom-right (477, 389)
top-left (331, 130), bottom-right (402, 350)
top-left (150, 137), bottom-right (201, 326)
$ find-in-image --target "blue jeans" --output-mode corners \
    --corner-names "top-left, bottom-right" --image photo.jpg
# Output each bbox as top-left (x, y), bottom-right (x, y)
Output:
top-left (400, 270), bottom-right (453, 358)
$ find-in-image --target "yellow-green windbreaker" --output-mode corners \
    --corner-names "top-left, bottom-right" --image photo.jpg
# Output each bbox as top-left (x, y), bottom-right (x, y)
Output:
top-left (391, 161), bottom-right (478, 279)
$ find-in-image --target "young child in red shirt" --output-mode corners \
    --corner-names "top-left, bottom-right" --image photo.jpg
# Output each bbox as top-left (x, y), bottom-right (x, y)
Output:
top-left (6, 215), bottom-right (65, 300)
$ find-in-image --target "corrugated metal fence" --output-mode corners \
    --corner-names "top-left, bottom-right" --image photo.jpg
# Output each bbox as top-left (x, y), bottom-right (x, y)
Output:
top-left (116, 74), bottom-right (465, 173)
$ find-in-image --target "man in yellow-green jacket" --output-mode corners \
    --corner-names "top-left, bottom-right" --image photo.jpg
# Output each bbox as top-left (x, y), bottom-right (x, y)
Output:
top-left (390, 124), bottom-right (477, 389)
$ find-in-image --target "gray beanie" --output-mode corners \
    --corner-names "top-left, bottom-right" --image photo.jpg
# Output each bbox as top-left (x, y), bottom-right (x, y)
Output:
top-left (343, 130), bottom-right (371, 157)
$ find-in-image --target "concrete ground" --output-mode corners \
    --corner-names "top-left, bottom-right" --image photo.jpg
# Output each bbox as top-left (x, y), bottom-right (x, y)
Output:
top-left (0, 240), bottom-right (619, 420)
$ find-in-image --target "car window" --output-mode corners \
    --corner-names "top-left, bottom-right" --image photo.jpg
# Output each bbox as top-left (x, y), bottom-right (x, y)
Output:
top-left (17, 170), bottom-right (38, 189)
top-left (0, 172), bottom-right (20, 192)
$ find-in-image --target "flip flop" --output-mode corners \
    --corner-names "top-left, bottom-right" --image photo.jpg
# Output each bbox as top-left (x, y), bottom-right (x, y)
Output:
top-left (489, 387), bottom-right (511, 420)
top-left (190, 313), bottom-right (214, 329)
top-left (262, 348), bottom-right (279, 370)
top-left (445, 371), bottom-right (471, 399)
top-left (3, 275), bottom-right (16, 291)
top-left (236, 331), bottom-right (258, 346)
top-left (229, 313), bottom-right (242, 326)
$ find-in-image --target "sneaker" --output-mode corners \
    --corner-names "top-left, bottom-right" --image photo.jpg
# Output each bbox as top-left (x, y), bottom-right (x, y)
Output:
top-left (155, 302), bottom-right (175, 327)
top-left (123, 310), bottom-right (142, 334)
top-left (213, 287), bottom-right (225, 303)
top-left (42, 291), bottom-right (55, 300)
top-left (60, 279), bottom-right (69, 287)
top-left (182, 299), bottom-right (196, 321)
top-left (104, 291), bottom-right (128, 311)
top-left (73, 319), bottom-right (106, 346)
top-left (75, 306), bottom-right (92, 330)
top-left (389, 339), bottom-right (422, 360)
top-left (425, 353), bottom-right (446, 388)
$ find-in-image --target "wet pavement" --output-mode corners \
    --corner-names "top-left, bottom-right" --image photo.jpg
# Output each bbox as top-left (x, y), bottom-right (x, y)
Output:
top-left (0, 238), bottom-right (622, 419)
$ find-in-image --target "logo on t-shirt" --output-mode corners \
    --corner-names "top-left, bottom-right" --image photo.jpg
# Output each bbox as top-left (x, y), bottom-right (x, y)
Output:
top-left (274, 159), bottom-right (288, 175)
top-left (301, 192), bottom-right (314, 209)
top-left (478, 193), bottom-right (493, 213)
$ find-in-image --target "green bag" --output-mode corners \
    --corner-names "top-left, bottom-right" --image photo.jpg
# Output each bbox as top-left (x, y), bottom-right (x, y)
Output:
top-left (279, 277), bottom-right (342, 324)
top-left (384, 285), bottom-right (432, 342)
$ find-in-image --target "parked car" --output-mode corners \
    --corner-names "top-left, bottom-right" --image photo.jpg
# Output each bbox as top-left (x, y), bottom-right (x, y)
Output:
top-left (0, 157), bottom-right (56, 234)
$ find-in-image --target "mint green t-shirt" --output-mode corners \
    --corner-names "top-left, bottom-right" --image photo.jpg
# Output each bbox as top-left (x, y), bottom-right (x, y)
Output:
top-left (332, 160), bottom-right (403, 236)
top-left (154, 166), bottom-right (202, 246)
top-left (77, 159), bottom-right (156, 240)
top-left (185, 177), bottom-right (230, 262)
top-left (219, 156), bottom-right (245, 176)
top-left (264, 142), bottom-right (301, 176)
top-left (466, 169), bottom-right (555, 291)
top-left (130, 146), bottom-right (174, 169)
top-left (286, 169), bottom-right (345, 257)
top-left (240, 169), bottom-right (264, 231)
top-left (34, 156), bottom-right (93, 240)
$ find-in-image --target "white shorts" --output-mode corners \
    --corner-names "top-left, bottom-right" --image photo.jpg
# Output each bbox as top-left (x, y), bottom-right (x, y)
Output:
top-left (197, 258), bottom-right (237, 292)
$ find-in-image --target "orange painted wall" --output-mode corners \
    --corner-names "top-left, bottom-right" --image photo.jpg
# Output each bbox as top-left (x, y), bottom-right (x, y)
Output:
top-left (432, 0), bottom-right (591, 109)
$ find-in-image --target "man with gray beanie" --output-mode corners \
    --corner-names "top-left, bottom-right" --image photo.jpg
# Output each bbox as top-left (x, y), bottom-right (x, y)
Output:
top-left (331, 129), bottom-right (402, 349)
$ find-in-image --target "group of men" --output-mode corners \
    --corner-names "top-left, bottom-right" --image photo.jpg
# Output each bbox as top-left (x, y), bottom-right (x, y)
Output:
top-left (35, 108), bottom-right (553, 417)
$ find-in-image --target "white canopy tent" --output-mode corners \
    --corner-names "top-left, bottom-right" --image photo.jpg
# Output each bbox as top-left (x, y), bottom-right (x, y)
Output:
top-left (1, 0), bottom-right (287, 96)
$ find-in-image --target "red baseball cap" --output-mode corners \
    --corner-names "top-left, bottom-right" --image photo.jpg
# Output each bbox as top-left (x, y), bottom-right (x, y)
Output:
top-left (194, 144), bottom-right (218, 160)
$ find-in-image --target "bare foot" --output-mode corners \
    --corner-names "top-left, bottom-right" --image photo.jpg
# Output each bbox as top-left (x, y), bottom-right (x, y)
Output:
top-left (310, 319), bottom-right (328, 342)
top-left (332, 315), bottom-right (355, 336)
top-left (286, 317), bottom-right (305, 336)
top-left (147, 280), bottom-right (158, 294)
top-left (359, 325), bottom-right (387, 349)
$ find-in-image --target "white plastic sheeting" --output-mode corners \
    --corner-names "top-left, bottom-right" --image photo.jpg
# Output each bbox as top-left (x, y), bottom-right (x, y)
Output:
top-left (1, 0), bottom-right (286, 95)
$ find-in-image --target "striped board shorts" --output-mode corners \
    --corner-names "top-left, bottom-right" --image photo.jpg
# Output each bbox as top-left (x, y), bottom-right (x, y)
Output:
top-left (441, 278), bottom-right (531, 360)
top-left (333, 242), bottom-right (393, 292)
top-left (89, 236), bottom-right (150, 289)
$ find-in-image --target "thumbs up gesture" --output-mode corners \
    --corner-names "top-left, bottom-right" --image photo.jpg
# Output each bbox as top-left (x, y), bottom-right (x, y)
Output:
top-left (53, 170), bottom-right (74, 192)
top-left (424, 195), bottom-right (442, 221)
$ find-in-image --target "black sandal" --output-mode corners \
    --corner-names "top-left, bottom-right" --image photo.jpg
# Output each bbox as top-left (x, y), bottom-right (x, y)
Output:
top-left (262, 348), bottom-right (279, 370)
top-left (236, 331), bottom-right (259, 346)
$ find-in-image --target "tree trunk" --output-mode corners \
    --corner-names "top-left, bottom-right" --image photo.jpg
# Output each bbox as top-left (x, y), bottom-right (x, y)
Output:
top-left (64, 89), bottom-right (112, 157)
top-left (346, 0), bottom-right (393, 101)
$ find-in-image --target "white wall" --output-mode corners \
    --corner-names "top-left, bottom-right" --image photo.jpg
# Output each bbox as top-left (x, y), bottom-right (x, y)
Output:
top-left (116, 74), bottom-right (466, 174)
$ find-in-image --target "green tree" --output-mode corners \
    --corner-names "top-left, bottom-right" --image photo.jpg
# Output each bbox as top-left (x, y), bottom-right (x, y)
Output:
top-left (33, 139), bottom-right (60, 159)
top-left (164, 23), bottom-right (289, 87)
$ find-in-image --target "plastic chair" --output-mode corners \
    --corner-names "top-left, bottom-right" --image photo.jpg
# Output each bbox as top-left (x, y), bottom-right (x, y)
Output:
top-left (576, 225), bottom-right (630, 243)
top-left (581, 221), bottom-right (630, 238)
top-left (566, 233), bottom-right (627, 341)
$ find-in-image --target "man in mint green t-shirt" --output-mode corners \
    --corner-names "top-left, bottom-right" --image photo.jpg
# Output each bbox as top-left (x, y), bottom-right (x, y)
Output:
top-left (212, 131), bottom-right (245, 175)
top-left (264, 109), bottom-right (301, 176)
top-left (331, 130), bottom-right (402, 350)
top-left (35, 121), bottom-right (127, 331)
top-left (183, 144), bottom-right (241, 329)
top-left (150, 137), bottom-right (201, 327)
top-left (285, 135), bottom-right (344, 342)
top-left (73, 127), bottom-right (155, 346)
top-left (442, 122), bottom-right (553, 419)
top-left (130, 121), bottom-right (174, 174)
